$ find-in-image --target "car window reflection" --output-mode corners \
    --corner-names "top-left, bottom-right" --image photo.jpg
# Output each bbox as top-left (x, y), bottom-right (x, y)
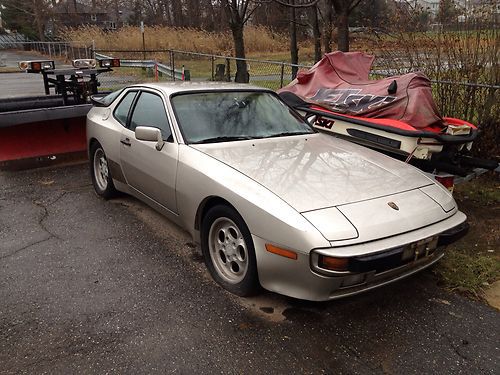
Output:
top-left (130, 92), bottom-right (172, 140)
top-left (171, 92), bottom-right (314, 144)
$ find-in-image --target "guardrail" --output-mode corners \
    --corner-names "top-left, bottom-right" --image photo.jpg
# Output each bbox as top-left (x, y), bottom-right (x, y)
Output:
top-left (95, 52), bottom-right (186, 80)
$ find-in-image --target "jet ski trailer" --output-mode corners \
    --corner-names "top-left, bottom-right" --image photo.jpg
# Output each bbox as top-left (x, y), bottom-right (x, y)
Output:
top-left (278, 52), bottom-right (498, 177)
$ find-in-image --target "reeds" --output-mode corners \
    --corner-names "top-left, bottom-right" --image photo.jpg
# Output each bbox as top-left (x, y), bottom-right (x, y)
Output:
top-left (61, 25), bottom-right (288, 55)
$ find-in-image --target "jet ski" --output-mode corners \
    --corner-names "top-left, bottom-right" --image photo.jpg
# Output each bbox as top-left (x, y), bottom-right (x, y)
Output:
top-left (278, 51), bottom-right (498, 177)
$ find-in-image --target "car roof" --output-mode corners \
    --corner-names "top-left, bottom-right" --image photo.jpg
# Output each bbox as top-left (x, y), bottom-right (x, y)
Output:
top-left (129, 81), bottom-right (273, 96)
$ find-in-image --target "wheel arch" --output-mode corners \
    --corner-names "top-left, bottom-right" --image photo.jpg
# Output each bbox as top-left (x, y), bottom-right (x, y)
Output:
top-left (88, 137), bottom-right (100, 157)
top-left (194, 196), bottom-right (238, 231)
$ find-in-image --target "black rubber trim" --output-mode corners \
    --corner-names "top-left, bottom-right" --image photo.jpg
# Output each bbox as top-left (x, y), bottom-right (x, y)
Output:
top-left (346, 128), bottom-right (402, 149)
top-left (437, 221), bottom-right (469, 247)
top-left (348, 246), bottom-right (405, 274)
top-left (344, 221), bottom-right (469, 274)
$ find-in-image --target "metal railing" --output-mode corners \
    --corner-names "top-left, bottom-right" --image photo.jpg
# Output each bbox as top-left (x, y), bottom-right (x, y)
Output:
top-left (1, 40), bottom-right (93, 60)
top-left (92, 48), bottom-right (311, 91)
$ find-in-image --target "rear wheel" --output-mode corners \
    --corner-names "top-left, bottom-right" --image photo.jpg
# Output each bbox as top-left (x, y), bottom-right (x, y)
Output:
top-left (90, 141), bottom-right (117, 199)
top-left (201, 205), bottom-right (259, 296)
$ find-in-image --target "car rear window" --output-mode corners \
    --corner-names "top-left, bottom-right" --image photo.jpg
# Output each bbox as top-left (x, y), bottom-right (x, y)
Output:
top-left (92, 89), bottom-right (124, 107)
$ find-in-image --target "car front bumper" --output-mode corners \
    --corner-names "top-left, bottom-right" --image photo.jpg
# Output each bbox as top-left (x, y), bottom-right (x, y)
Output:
top-left (253, 211), bottom-right (467, 301)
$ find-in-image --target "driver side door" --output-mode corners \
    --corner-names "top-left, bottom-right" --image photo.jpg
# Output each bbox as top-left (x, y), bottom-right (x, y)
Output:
top-left (119, 89), bottom-right (179, 214)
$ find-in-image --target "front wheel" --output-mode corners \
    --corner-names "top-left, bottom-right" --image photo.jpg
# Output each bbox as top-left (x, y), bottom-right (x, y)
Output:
top-left (90, 141), bottom-right (117, 199)
top-left (201, 205), bottom-right (259, 296)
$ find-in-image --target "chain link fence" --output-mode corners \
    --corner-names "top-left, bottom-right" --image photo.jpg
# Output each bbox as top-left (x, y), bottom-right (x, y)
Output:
top-left (1, 41), bottom-right (93, 61)
top-left (92, 49), bottom-right (309, 92)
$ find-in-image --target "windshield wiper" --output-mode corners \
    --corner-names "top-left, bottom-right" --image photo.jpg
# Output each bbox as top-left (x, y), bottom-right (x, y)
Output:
top-left (192, 136), bottom-right (256, 144)
top-left (266, 131), bottom-right (314, 138)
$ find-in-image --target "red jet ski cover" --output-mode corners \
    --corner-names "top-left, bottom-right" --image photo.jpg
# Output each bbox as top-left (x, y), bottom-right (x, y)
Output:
top-left (279, 51), bottom-right (443, 129)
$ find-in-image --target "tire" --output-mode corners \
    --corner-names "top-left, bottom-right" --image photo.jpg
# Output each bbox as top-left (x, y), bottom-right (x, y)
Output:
top-left (90, 141), bottom-right (117, 199)
top-left (201, 205), bottom-right (259, 296)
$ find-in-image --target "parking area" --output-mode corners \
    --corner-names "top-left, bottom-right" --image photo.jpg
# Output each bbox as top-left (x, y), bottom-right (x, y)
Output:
top-left (1, 163), bottom-right (498, 374)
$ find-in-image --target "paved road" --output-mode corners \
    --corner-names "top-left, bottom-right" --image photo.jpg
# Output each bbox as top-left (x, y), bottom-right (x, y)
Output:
top-left (0, 50), bottom-right (137, 98)
top-left (0, 163), bottom-right (498, 374)
top-left (0, 50), bottom-right (70, 98)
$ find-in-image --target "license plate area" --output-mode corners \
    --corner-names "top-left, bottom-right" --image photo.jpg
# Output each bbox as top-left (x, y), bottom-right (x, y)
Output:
top-left (401, 236), bottom-right (439, 262)
top-left (349, 235), bottom-right (439, 274)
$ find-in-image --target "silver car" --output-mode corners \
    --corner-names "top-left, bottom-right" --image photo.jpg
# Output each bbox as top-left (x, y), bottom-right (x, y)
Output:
top-left (87, 82), bottom-right (468, 301)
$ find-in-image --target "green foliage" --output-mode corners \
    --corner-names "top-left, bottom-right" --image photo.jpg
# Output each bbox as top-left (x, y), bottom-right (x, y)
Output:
top-left (0, 1), bottom-right (37, 39)
top-left (436, 251), bottom-right (499, 296)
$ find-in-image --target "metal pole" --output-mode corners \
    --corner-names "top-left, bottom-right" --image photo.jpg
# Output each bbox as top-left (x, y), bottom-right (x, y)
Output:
top-left (280, 63), bottom-right (285, 88)
top-left (170, 50), bottom-right (175, 81)
top-left (141, 21), bottom-right (146, 61)
top-left (211, 56), bottom-right (215, 81)
top-left (225, 58), bottom-right (230, 82)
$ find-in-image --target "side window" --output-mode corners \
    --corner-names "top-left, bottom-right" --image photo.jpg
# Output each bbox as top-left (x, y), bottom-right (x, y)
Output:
top-left (113, 91), bottom-right (137, 126)
top-left (130, 92), bottom-right (172, 140)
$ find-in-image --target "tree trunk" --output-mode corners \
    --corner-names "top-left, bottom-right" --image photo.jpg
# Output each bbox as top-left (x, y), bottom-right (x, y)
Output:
top-left (323, 2), bottom-right (333, 54)
top-left (310, 5), bottom-right (321, 62)
top-left (231, 25), bottom-right (249, 83)
top-left (32, 0), bottom-right (45, 41)
top-left (172, 0), bottom-right (184, 27)
top-left (188, 0), bottom-right (201, 28)
top-left (337, 9), bottom-right (349, 52)
top-left (289, 2), bottom-right (299, 79)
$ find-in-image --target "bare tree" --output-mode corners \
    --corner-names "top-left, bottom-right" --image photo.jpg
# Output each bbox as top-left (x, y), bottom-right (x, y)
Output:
top-left (332, 0), bottom-right (363, 52)
top-left (222, 0), bottom-right (261, 83)
top-left (309, 4), bottom-right (321, 62)
top-left (272, 0), bottom-right (320, 76)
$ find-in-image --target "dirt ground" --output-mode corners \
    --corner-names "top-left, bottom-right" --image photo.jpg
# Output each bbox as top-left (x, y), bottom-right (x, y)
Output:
top-left (434, 172), bottom-right (500, 309)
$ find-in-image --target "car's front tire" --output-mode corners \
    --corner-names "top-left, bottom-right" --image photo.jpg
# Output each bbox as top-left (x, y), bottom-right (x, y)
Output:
top-left (201, 205), bottom-right (259, 296)
top-left (90, 141), bottom-right (117, 199)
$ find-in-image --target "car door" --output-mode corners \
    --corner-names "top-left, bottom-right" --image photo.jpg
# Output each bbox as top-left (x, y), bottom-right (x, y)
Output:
top-left (119, 89), bottom-right (179, 214)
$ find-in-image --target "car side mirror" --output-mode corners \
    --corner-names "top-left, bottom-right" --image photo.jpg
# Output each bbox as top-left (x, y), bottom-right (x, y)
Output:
top-left (135, 126), bottom-right (165, 151)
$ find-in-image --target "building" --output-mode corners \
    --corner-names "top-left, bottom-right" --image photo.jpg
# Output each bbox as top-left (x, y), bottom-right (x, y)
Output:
top-left (46, 0), bottom-right (126, 36)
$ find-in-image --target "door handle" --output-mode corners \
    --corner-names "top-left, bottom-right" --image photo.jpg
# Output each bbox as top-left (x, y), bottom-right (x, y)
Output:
top-left (120, 138), bottom-right (131, 146)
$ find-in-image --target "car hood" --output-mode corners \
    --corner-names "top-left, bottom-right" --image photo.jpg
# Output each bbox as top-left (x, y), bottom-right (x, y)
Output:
top-left (192, 133), bottom-right (434, 213)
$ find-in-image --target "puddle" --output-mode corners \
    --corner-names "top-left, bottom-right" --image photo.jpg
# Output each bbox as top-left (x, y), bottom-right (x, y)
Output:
top-left (238, 294), bottom-right (290, 323)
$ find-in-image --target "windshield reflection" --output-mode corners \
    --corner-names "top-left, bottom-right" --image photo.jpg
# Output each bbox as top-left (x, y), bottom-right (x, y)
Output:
top-left (171, 91), bottom-right (314, 144)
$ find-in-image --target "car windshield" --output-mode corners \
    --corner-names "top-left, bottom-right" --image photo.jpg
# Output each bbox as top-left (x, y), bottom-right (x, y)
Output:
top-left (171, 91), bottom-right (314, 144)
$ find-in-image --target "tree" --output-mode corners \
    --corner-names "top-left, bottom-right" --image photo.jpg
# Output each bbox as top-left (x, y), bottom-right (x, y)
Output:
top-left (222, 0), bottom-right (260, 83)
top-left (272, 1), bottom-right (320, 76)
top-left (309, 4), bottom-right (321, 62)
top-left (332, 0), bottom-right (364, 52)
top-left (0, 0), bottom-right (51, 40)
top-left (438, 0), bottom-right (459, 25)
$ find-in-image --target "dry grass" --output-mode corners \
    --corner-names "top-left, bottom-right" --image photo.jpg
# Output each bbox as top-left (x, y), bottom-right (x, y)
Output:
top-left (61, 25), bottom-right (288, 55)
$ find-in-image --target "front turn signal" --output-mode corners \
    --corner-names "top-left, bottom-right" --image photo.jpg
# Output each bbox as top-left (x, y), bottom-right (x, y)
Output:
top-left (265, 244), bottom-right (297, 260)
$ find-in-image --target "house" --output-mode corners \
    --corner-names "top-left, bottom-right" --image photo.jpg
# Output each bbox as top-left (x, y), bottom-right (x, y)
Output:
top-left (46, 0), bottom-right (126, 36)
